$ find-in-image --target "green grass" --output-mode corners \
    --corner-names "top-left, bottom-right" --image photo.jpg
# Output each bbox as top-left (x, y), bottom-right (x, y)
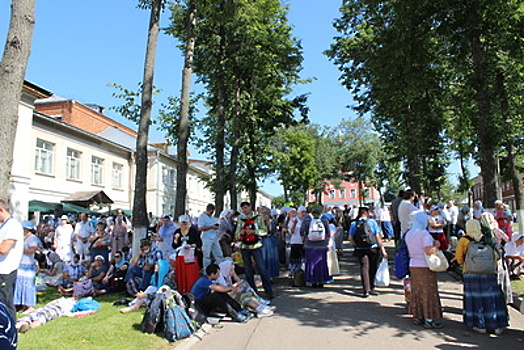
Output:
top-left (17, 288), bottom-right (174, 350)
top-left (512, 279), bottom-right (524, 295)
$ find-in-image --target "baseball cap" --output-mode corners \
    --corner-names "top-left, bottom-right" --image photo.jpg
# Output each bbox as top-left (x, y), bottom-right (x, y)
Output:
top-left (21, 220), bottom-right (34, 230)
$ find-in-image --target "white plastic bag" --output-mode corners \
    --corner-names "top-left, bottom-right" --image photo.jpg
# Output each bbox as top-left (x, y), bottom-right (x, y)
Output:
top-left (374, 257), bottom-right (390, 287)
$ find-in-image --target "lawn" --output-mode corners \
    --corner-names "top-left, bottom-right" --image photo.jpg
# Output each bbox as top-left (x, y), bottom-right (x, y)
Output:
top-left (17, 288), bottom-right (174, 350)
top-left (512, 279), bottom-right (524, 295)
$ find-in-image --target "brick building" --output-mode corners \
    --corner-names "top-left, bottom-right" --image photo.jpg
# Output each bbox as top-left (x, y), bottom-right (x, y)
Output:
top-left (307, 179), bottom-right (380, 207)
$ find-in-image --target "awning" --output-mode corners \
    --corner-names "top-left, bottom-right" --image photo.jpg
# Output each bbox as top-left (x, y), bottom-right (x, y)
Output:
top-left (28, 200), bottom-right (55, 213)
top-left (62, 190), bottom-right (114, 208)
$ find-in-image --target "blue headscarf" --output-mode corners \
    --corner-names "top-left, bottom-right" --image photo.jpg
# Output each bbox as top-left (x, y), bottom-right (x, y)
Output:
top-left (410, 211), bottom-right (429, 231)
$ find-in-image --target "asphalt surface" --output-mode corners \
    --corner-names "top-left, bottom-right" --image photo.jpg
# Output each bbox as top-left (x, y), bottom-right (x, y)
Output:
top-left (178, 241), bottom-right (524, 350)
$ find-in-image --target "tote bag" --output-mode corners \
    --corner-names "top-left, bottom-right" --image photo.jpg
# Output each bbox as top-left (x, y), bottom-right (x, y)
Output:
top-left (424, 250), bottom-right (449, 272)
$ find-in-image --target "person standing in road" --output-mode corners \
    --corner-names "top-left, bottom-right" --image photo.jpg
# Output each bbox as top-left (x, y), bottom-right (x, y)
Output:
top-left (235, 201), bottom-right (274, 299)
top-left (0, 199), bottom-right (24, 318)
top-left (199, 204), bottom-right (224, 270)
top-left (348, 207), bottom-right (387, 297)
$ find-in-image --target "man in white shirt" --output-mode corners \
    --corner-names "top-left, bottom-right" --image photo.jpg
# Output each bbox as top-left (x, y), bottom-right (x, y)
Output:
top-left (0, 199), bottom-right (23, 318)
top-left (74, 213), bottom-right (95, 260)
top-left (447, 200), bottom-right (459, 236)
top-left (398, 189), bottom-right (418, 236)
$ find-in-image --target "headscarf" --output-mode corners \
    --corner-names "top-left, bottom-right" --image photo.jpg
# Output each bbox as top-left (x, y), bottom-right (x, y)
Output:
top-left (480, 212), bottom-right (504, 245)
top-left (410, 211), bottom-right (429, 231)
top-left (216, 260), bottom-right (234, 287)
top-left (114, 252), bottom-right (129, 269)
top-left (219, 210), bottom-right (230, 221)
top-left (472, 200), bottom-right (484, 219)
top-left (465, 219), bottom-right (483, 241)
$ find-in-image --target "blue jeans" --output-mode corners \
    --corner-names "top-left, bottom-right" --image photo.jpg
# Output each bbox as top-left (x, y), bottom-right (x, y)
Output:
top-left (202, 237), bottom-right (224, 269)
top-left (125, 265), bottom-right (154, 291)
top-left (241, 247), bottom-right (273, 297)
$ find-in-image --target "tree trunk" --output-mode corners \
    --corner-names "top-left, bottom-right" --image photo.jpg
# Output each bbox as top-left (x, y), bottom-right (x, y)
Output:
top-left (0, 0), bottom-right (35, 200)
top-left (468, 0), bottom-right (500, 209)
top-left (228, 86), bottom-right (242, 210)
top-left (214, 23), bottom-right (227, 216)
top-left (133, 0), bottom-right (161, 254)
top-left (175, 0), bottom-right (196, 219)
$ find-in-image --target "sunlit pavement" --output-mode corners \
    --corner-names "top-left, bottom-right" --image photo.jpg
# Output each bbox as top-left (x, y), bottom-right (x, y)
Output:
top-left (180, 241), bottom-right (524, 350)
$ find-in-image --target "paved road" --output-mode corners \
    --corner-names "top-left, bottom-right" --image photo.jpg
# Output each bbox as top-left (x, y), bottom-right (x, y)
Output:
top-left (181, 242), bottom-right (524, 350)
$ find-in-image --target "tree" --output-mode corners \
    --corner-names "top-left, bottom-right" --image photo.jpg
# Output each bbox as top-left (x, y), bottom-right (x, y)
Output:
top-left (132, 0), bottom-right (164, 253)
top-left (173, 0), bottom-right (196, 219)
top-left (0, 0), bottom-right (36, 200)
top-left (337, 118), bottom-right (383, 206)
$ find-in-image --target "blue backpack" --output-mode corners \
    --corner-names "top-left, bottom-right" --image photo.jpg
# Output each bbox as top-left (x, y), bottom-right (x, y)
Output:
top-left (164, 304), bottom-right (195, 342)
top-left (394, 231), bottom-right (410, 279)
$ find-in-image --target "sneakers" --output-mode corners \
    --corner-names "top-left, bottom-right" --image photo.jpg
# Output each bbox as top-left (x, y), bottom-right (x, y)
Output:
top-left (423, 320), bottom-right (443, 329)
top-left (257, 307), bottom-right (274, 318)
top-left (472, 327), bottom-right (486, 334)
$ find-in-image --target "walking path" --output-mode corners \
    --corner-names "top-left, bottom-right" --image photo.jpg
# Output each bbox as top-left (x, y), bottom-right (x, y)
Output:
top-left (179, 242), bottom-right (524, 350)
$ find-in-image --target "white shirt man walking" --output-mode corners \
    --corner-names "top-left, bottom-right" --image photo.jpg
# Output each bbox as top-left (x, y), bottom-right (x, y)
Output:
top-left (0, 199), bottom-right (23, 318)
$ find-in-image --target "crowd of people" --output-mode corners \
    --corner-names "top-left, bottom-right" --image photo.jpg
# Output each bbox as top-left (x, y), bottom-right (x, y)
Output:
top-left (0, 192), bottom-right (522, 344)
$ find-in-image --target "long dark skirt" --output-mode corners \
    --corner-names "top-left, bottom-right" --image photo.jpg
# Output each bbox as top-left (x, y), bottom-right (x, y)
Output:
top-left (304, 249), bottom-right (330, 284)
top-left (261, 236), bottom-right (280, 278)
top-left (409, 267), bottom-right (442, 320)
top-left (463, 273), bottom-right (509, 330)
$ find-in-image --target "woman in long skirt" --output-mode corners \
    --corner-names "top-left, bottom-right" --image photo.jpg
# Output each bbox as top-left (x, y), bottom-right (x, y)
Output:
top-left (261, 210), bottom-right (280, 278)
top-left (455, 219), bottom-right (509, 335)
top-left (404, 211), bottom-right (443, 329)
top-left (14, 221), bottom-right (39, 314)
top-left (300, 204), bottom-right (331, 288)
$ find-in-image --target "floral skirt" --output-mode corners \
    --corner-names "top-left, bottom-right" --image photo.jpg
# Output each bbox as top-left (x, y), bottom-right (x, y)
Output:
top-left (409, 267), bottom-right (442, 320)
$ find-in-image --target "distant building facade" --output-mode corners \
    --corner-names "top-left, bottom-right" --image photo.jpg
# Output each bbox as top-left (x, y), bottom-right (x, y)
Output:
top-left (307, 179), bottom-right (380, 207)
top-left (471, 175), bottom-right (523, 211)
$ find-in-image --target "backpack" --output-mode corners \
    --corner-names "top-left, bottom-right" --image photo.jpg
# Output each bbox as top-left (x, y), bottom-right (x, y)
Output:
top-left (142, 291), bottom-right (167, 334)
top-left (164, 295), bottom-right (195, 342)
top-left (240, 216), bottom-right (260, 245)
top-left (353, 220), bottom-right (377, 248)
top-left (182, 293), bottom-right (208, 328)
top-left (290, 269), bottom-right (305, 287)
top-left (463, 236), bottom-right (497, 274)
top-left (394, 231), bottom-right (410, 279)
top-left (308, 218), bottom-right (326, 241)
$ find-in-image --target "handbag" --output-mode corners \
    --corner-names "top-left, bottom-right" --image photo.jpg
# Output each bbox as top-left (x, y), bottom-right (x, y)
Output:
top-left (73, 279), bottom-right (94, 298)
top-left (425, 250), bottom-right (449, 272)
top-left (374, 257), bottom-right (390, 287)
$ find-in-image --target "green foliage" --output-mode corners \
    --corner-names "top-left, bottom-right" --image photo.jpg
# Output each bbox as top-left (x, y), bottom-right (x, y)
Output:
top-left (271, 195), bottom-right (287, 208)
top-left (157, 93), bottom-right (201, 146)
top-left (108, 83), bottom-right (161, 124)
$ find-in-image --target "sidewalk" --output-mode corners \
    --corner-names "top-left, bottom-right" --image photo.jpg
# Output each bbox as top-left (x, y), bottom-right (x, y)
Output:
top-left (179, 242), bottom-right (524, 350)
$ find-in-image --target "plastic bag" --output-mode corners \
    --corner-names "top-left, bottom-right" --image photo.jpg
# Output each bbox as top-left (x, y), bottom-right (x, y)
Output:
top-left (424, 250), bottom-right (449, 272)
top-left (374, 257), bottom-right (390, 287)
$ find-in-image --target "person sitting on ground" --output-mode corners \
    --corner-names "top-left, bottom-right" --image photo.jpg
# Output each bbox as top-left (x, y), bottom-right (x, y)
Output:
top-left (15, 297), bottom-right (77, 333)
top-left (125, 238), bottom-right (163, 296)
top-left (216, 260), bottom-right (274, 317)
top-left (57, 254), bottom-right (85, 296)
top-left (87, 255), bottom-right (110, 295)
top-left (191, 263), bottom-right (247, 322)
top-left (41, 252), bottom-right (65, 286)
top-left (505, 233), bottom-right (524, 280)
top-left (102, 251), bottom-right (129, 293)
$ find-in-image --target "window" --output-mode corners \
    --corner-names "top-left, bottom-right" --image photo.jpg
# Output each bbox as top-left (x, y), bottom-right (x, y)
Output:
top-left (112, 163), bottom-right (123, 189)
top-left (340, 189), bottom-right (346, 199)
top-left (350, 189), bottom-right (357, 198)
top-left (66, 148), bottom-right (81, 180)
top-left (164, 167), bottom-right (176, 187)
top-left (91, 156), bottom-right (104, 185)
top-left (329, 189), bottom-right (335, 199)
top-left (34, 139), bottom-right (54, 174)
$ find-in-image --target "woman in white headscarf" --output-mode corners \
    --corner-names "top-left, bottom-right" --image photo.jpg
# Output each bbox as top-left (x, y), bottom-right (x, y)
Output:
top-left (218, 210), bottom-right (234, 257)
top-left (455, 219), bottom-right (508, 335)
top-left (404, 211), bottom-right (443, 329)
top-left (216, 260), bottom-right (275, 317)
top-left (472, 201), bottom-right (484, 220)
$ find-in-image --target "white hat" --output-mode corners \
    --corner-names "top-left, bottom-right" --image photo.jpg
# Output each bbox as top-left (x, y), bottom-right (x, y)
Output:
top-left (297, 206), bottom-right (307, 213)
top-left (60, 215), bottom-right (68, 220)
top-left (513, 233), bottom-right (523, 242)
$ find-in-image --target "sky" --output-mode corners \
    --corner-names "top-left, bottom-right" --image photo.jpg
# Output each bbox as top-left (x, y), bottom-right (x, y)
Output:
top-left (1, 1), bottom-right (474, 198)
